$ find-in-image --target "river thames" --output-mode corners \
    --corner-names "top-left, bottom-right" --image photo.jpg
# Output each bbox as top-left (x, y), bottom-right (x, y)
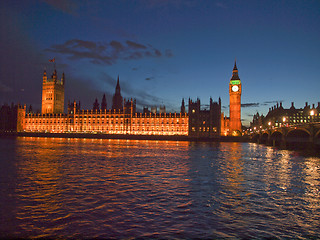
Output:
top-left (0, 137), bottom-right (319, 239)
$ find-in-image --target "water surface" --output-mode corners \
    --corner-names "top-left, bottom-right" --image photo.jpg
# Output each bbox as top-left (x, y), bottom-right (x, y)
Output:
top-left (0, 137), bottom-right (319, 239)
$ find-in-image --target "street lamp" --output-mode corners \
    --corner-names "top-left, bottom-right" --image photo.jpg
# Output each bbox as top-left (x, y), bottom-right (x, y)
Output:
top-left (310, 110), bottom-right (314, 123)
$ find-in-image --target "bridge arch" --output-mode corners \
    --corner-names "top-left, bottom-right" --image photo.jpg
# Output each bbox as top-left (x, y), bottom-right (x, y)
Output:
top-left (251, 134), bottom-right (260, 143)
top-left (286, 128), bottom-right (311, 137)
top-left (260, 132), bottom-right (269, 144)
top-left (315, 129), bottom-right (320, 138)
top-left (315, 129), bottom-right (320, 145)
top-left (270, 131), bottom-right (283, 147)
top-left (286, 129), bottom-right (311, 150)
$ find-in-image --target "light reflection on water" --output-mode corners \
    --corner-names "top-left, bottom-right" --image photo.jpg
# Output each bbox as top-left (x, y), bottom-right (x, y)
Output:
top-left (0, 137), bottom-right (319, 239)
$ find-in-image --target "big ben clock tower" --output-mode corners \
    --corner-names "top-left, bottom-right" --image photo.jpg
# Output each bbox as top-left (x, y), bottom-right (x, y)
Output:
top-left (229, 61), bottom-right (242, 136)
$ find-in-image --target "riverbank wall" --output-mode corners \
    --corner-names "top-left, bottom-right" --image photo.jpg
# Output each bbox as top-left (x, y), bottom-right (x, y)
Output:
top-left (0, 131), bottom-right (250, 142)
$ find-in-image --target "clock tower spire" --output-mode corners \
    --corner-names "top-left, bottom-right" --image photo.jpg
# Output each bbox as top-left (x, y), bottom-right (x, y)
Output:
top-left (229, 60), bottom-right (242, 136)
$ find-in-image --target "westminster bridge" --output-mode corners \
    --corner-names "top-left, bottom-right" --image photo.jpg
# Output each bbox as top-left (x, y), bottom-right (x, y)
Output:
top-left (249, 122), bottom-right (320, 150)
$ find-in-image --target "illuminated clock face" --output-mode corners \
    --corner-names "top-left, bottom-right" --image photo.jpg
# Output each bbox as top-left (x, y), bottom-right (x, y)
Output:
top-left (232, 85), bottom-right (239, 92)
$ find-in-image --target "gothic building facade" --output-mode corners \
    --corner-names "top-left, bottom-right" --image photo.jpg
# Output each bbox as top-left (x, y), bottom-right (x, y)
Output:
top-left (188, 98), bottom-right (221, 137)
top-left (18, 73), bottom-right (190, 136)
top-left (15, 63), bottom-right (240, 138)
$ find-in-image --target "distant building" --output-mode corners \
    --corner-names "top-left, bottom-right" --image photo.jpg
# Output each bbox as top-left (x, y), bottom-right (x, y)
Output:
top-left (250, 102), bottom-right (320, 131)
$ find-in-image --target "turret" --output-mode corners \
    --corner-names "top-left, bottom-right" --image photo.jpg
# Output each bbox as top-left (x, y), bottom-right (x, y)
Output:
top-left (43, 70), bottom-right (47, 83)
top-left (181, 98), bottom-right (185, 114)
top-left (93, 98), bottom-right (99, 111)
top-left (112, 75), bottom-right (123, 111)
top-left (61, 72), bottom-right (65, 85)
top-left (116, 75), bottom-right (120, 94)
top-left (52, 69), bottom-right (57, 83)
top-left (101, 94), bottom-right (107, 111)
top-left (73, 100), bottom-right (77, 114)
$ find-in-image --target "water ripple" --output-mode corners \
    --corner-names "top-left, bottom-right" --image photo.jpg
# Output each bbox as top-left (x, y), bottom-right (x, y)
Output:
top-left (0, 138), bottom-right (319, 239)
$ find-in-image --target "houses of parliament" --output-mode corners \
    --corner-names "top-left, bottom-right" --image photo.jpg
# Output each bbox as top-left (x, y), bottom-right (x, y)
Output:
top-left (12, 62), bottom-right (243, 137)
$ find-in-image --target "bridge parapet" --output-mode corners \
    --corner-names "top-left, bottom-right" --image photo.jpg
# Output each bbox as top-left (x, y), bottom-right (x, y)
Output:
top-left (249, 122), bottom-right (320, 147)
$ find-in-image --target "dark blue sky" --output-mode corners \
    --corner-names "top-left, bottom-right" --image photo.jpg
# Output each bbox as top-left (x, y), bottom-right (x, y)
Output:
top-left (1, 0), bottom-right (319, 126)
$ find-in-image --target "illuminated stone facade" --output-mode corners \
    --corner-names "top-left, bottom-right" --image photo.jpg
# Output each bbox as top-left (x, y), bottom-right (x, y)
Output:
top-left (221, 112), bottom-right (230, 136)
top-left (19, 100), bottom-right (188, 136)
top-left (16, 70), bottom-right (225, 138)
top-left (41, 70), bottom-right (65, 114)
top-left (229, 61), bottom-right (242, 136)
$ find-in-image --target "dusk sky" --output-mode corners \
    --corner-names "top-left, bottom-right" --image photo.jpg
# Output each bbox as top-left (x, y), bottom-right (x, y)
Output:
top-left (1, 0), bottom-right (319, 126)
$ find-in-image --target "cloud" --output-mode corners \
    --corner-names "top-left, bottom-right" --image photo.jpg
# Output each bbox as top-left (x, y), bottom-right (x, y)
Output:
top-left (126, 40), bottom-right (147, 49)
top-left (241, 100), bottom-right (285, 108)
top-left (261, 100), bottom-right (284, 106)
top-left (125, 52), bottom-right (143, 60)
top-left (132, 67), bottom-right (138, 71)
top-left (110, 40), bottom-right (124, 52)
top-left (145, 77), bottom-right (154, 81)
top-left (47, 39), bottom-right (113, 65)
top-left (154, 49), bottom-right (162, 57)
top-left (241, 103), bottom-right (260, 108)
top-left (46, 39), bottom-right (173, 65)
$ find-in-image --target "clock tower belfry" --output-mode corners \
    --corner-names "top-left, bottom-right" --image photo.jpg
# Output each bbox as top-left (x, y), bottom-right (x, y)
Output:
top-left (229, 61), bottom-right (242, 136)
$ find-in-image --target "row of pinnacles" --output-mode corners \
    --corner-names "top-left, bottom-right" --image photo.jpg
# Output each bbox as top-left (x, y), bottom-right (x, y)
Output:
top-left (13, 63), bottom-right (242, 137)
top-left (65, 75), bottom-right (137, 115)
